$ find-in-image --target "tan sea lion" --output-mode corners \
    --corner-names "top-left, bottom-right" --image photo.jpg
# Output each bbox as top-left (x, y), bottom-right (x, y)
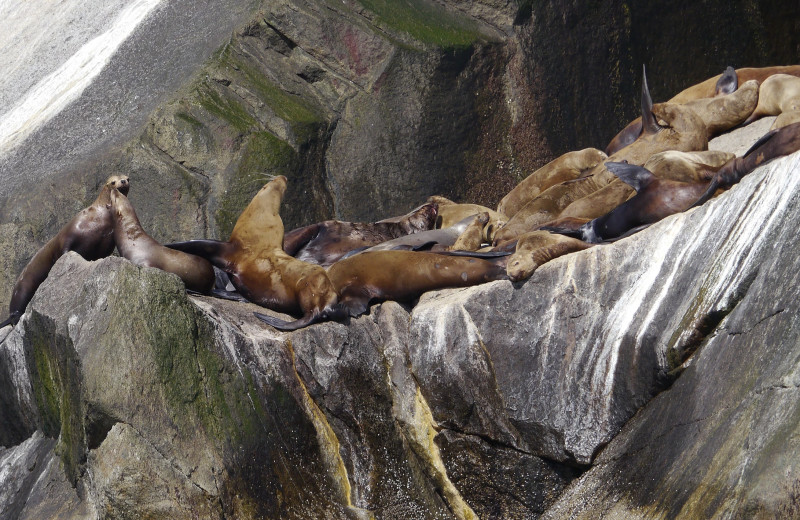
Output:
top-left (681, 79), bottom-right (759, 138)
top-left (166, 176), bottom-right (345, 329)
top-left (1, 175), bottom-right (130, 328)
top-left (496, 148), bottom-right (607, 219)
top-left (544, 162), bottom-right (711, 243)
top-left (110, 188), bottom-right (214, 294)
top-left (692, 121), bottom-right (800, 207)
top-left (744, 74), bottom-right (800, 124)
top-left (772, 110), bottom-right (800, 130)
top-left (641, 150), bottom-right (735, 183)
top-left (349, 213), bottom-right (485, 254)
top-left (506, 231), bottom-right (593, 282)
top-left (283, 202), bottom-right (438, 267)
top-left (449, 212), bottom-right (489, 251)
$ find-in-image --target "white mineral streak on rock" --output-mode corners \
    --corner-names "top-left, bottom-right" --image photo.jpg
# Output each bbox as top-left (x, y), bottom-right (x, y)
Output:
top-left (0, 432), bottom-right (44, 502)
top-left (2, 331), bottom-right (35, 417)
top-left (0, 0), bottom-right (162, 157)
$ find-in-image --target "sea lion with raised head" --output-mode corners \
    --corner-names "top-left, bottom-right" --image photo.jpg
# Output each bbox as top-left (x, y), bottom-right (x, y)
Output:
top-left (743, 74), bottom-right (800, 125)
top-left (283, 202), bottom-right (438, 267)
top-left (692, 121), bottom-right (800, 208)
top-left (167, 176), bottom-right (346, 329)
top-left (545, 162), bottom-right (711, 243)
top-left (1, 175), bottom-right (130, 328)
top-left (110, 188), bottom-right (215, 294)
top-left (497, 148), bottom-right (607, 219)
top-left (505, 230), bottom-right (593, 282)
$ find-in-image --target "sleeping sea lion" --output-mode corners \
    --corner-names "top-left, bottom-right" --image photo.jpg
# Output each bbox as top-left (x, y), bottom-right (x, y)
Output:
top-left (496, 148), bottom-right (607, 219)
top-left (545, 162), bottom-right (710, 243)
top-left (1, 175), bottom-right (130, 328)
top-left (680, 79), bottom-right (759, 138)
top-left (426, 196), bottom-right (507, 242)
top-left (110, 188), bottom-right (214, 294)
top-left (505, 231), bottom-right (593, 282)
top-left (641, 150), bottom-right (735, 183)
top-left (493, 70), bottom-right (708, 246)
top-left (351, 213), bottom-right (486, 254)
top-left (283, 202), bottom-right (438, 267)
top-left (743, 74), bottom-right (800, 125)
top-left (772, 110), bottom-right (800, 130)
top-left (692, 121), bottom-right (800, 208)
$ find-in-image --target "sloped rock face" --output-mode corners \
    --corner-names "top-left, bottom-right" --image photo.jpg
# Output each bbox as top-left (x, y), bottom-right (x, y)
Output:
top-left (2, 151), bottom-right (800, 518)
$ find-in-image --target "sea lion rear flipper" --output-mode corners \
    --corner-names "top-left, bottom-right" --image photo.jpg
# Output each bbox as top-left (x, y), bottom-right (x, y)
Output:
top-left (715, 66), bottom-right (738, 96)
top-left (605, 161), bottom-right (654, 192)
top-left (689, 180), bottom-right (721, 209)
top-left (254, 304), bottom-right (349, 331)
top-left (165, 239), bottom-right (229, 266)
top-left (212, 289), bottom-right (251, 303)
top-left (641, 65), bottom-right (660, 135)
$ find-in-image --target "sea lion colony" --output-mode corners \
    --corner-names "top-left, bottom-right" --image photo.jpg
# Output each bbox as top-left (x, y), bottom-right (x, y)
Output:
top-left (3, 65), bottom-right (800, 331)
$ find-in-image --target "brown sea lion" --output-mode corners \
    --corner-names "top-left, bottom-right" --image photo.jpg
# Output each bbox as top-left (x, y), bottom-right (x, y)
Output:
top-left (692, 121), bottom-right (800, 208)
top-left (744, 74), bottom-right (800, 125)
top-left (427, 196), bottom-right (508, 242)
top-left (110, 188), bottom-right (215, 294)
top-left (449, 212), bottom-right (489, 251)
top-left (1, 175), bottom-right (130, 328)
top-left (283, 202), bottom-right (438, 267)
top-left (496, 148), bottom-right (607, 219)
top-left (494, 80), bottom-right (708, 246)
top-left (506, 231), bottom-right (593, 282)
top-left (544, 162), bottom-right (710, 243)
top-left (321, 250), bottom-right (508, 318)
top-left (671, 65), bottom-right (800, 104)
top-left (641, 150), bottom-right (735, 183)
top-left (166, 176), bottom-right (346, 329)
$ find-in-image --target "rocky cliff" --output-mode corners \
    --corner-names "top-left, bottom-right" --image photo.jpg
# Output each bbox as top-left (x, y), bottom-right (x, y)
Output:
top-left (2, 0), bottom-right (800, 518)
top-left (2, 146), bottom-right (800, 518)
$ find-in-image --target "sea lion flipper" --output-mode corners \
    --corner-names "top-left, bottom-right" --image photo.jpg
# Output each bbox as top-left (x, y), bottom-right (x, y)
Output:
top-left (283, 223), bottom-right (321, 256)
top-left (641, 65), bottom-right (660, 135)
top-left (212, 289), bottom-right (251, 303)
top-left (715, 66), bottom-right (738, 95)
top-left (605, 161), bottom-right (654, 192)
top-left (164, 239), bottom-right (229, 264)
top-left (0, 312), bottom-right (21, 329)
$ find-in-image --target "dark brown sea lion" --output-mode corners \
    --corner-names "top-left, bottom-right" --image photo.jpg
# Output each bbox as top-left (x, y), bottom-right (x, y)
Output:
top-left (506, 231), bottom-right (593, 282)
top-left (166, 176), bottom-right (346, 329)
top-left (110, 188), bottom-right (215, 294)
top-left (283, 202), bottom-right (438, 267)
top-left (544, 162), bottom-right (710, 243)
top-left (1, 175), bottom-right (130, 328)
top-left (743, 74), bottom-right (800, 125)
top-left (319, 250), bottom-right (508, 318)
top-left (496, 148), bottom-right (607, 219)
top-left (692, 121), bottom-right (800, 208)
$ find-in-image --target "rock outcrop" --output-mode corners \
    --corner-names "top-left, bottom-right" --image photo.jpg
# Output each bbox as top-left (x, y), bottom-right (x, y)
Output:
top-left (2, 148), bottom-right (800, 518)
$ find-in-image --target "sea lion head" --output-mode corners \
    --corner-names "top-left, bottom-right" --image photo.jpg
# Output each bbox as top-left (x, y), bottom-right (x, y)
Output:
top-left (105, 174), bottom-right (130, 196)
top-left (651, 102), bottom-right (706, 137)
top-left (401, 202), bottom-right (439, 233)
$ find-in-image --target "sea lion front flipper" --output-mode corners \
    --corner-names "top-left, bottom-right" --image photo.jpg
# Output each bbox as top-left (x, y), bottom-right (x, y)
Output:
top-left (641, 65), bottom-right (661, 135)
top-left (742, 128), bottom-right (780, 157)
top-left (715, 66), bottom-right (738, 96)
top-left (0, 312), bottom-right (21, 329)
top-left (605, 162), bottom-right (654, 192)
top-left (283, 223), bottom-right (321, 256)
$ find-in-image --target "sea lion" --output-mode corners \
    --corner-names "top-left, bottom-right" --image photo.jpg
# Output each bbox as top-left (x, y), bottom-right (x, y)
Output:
top-left (347, 213), bottom-right (484, 255)
top-left (427, 196), bottom-right (508, 242)
top-left (493, 76), bottom-right (708, 246)
top-left (681, 79), bottom-right (759, 138)
top-left (319, 250), bottom-right (508, 318)
top-left (449, 212), bottom-right (489, 251)
top-left (743, 74), bottom-right (800, 125)
top-left (168, 176), bottom-right (347, 329)
top-left (506, 231), bottom-right (593, 282)
top-left (641, 150), bottom-right (735, 183)
top-left (1, 175), bottom-right (130, 328)
top-left (605, 66), bottom-right (738, 155)
top-left (692, 121), bottom-right (800, 208)
top-left (545, 162), bottom-right (710, 243)
top-left (671, 65), bottom-right (800, 104)
top-left (110, 188), bottom-right (215, 294)
top-left (283, 202), bottom-right (438, 267)
top-left (772, 110), bottom-right (800, 130)
top-left (496, 148), bottom-right (607, 219)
